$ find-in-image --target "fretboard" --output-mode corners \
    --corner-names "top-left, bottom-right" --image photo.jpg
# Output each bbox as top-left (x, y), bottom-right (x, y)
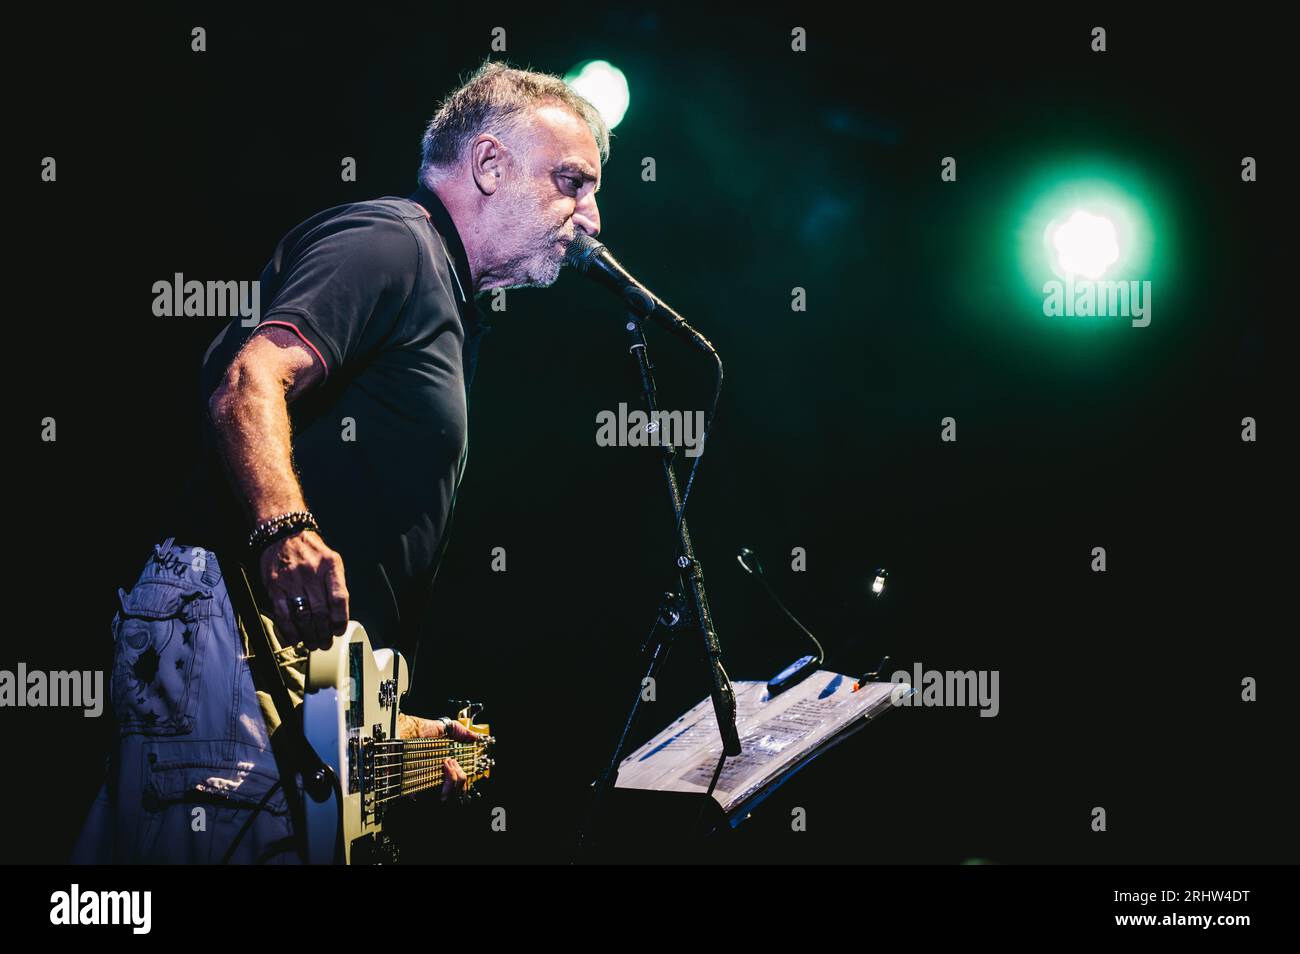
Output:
top-left (368, 738), bottom-right (490, 803)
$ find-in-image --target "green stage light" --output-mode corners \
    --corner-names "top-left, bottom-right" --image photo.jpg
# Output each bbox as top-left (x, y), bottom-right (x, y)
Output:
top-left (1014, 163), bottom-right (1160, 293)
top-left (960, 155), bottom-right (1177, 356)
top-left (564, 60), bottom-right (630, 130)
top-left (1049, 209), bottom-right (1119, 279)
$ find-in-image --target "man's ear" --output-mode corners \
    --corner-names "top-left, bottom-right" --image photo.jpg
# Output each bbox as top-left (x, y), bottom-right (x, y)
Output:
top-left (470, 134), bottom-right (505, 196)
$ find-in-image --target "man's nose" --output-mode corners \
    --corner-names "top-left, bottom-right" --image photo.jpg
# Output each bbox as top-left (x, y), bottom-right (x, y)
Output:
top-left (573, 195), bottom-right (600, 239)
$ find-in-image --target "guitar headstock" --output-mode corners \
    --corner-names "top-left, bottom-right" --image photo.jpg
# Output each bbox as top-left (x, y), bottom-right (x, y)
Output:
top-left (452, 702), bottom-right (494, 795)
top-left (454, 701), bottom-right (488, 736)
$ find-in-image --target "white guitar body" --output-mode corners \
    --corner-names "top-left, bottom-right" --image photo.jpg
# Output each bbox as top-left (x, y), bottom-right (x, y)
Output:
top-left (300, 621), bottom-right (491, 865)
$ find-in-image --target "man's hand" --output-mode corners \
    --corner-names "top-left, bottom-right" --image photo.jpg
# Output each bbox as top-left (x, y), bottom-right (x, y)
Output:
top-left (397, 714), bottom-right (486, 801)
top-left (260, 529), bottom-right (350, 651)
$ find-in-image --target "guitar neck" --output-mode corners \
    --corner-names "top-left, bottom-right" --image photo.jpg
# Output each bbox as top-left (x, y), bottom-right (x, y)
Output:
top-left (368, 738), bottom-right (491, 802)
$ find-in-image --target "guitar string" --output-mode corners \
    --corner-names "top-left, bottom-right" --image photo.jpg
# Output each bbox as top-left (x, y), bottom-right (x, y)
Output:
top-left (372, 767), bottom-right (485, 796)
top-left (345, 736), bottom-right (490, 798)
top-left (368, 753), bottom-right (484, 773)
top-left (368, 747), bottom-right (486, 765)
top-left (369, 759), bottom-right (486, 779)
top-left (366, 744), bottom-right (488, 797)
top-left (371, 763), bottom-right (485, 803)
top-left (369, 759), bottom-right (484, 782)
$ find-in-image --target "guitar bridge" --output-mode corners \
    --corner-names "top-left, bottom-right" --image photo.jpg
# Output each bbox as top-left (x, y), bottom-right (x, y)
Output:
top-left (359, 737), bottom-right (387, 827)
top-left (347, 735), bottom-right (360, 795)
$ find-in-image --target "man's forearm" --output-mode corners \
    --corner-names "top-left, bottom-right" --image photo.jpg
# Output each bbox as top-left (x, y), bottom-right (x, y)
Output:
top-left (205, 330), bottom-right (345, 647)
top-left (209, 364), bottom-right (307, 526)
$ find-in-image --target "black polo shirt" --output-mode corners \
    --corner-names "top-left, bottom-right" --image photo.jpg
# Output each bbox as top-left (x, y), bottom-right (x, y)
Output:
top-left (186, 185), bottom-right (490, 666)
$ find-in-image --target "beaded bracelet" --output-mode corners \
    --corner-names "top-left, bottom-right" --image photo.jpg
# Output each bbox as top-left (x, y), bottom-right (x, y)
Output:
top-left (247, 510), bottom-right (320, 553)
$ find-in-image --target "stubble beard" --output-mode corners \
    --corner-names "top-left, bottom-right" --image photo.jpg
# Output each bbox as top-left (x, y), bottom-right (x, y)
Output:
top-left (510, 221), bottom-right (569, 289)
top-left (494, 173), bottom-right (569, 289)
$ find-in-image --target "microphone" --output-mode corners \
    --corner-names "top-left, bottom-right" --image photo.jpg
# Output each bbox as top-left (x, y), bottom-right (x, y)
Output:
top-left (564, 233), bottom-right (716, 353)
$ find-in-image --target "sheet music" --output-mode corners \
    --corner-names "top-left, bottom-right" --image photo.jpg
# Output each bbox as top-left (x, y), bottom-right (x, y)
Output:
top-left (616, 671), bottom-right (902, 813)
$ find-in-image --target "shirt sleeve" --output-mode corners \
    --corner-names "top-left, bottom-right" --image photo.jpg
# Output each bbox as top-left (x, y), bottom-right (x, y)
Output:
top-left (256, 209), bottom-right (419, 376)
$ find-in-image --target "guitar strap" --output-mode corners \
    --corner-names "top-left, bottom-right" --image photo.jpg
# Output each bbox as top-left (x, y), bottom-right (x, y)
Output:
top-left (225, 558), bottom-right (333, 863)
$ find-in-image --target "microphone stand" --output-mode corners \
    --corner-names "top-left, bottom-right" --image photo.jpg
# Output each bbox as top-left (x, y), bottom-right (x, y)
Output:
top-left (578, 313), bottom-right (742, 854)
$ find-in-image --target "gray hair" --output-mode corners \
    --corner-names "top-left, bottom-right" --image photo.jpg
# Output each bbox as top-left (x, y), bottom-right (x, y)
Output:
top-left (418, 59), bottom-right (611, 187)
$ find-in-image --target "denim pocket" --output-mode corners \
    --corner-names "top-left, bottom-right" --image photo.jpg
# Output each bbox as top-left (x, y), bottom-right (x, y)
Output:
top-left (134, 740), bottom-right (296, 863)
top-left (111, 576), bottom-right (212, 735)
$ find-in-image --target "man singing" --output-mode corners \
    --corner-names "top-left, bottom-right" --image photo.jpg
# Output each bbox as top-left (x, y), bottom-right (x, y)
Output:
top-left (72, 60), bottom-right (607, 863)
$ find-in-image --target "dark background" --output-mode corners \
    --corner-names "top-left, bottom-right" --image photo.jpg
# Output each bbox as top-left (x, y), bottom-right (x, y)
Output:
top-left (12, 7), bottom-right (1291, 865)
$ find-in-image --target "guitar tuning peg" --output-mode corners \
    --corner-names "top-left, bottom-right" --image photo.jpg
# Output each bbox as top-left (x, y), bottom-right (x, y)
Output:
top-left (451, 700), bottom-right (485, 722)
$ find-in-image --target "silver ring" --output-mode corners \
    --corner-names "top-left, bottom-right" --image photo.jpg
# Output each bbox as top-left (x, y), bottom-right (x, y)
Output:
top-left (292, 596), bottom-right (310, 615)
